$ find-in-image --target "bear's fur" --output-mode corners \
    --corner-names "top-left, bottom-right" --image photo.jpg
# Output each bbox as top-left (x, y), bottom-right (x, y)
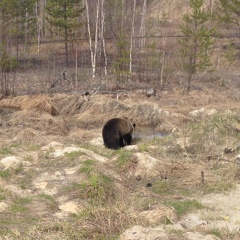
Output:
top-left (102, 117), bottom-right (136, 149)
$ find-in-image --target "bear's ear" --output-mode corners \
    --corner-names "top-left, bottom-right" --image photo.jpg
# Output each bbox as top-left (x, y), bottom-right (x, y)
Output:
top-left (133, 123), bottom-right (136, 129)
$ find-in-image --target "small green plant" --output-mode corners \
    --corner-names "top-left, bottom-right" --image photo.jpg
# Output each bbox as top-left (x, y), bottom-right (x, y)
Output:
top-left (0, 188), bottom-right (6, 201)
top-left (39, 193), bottom-right (58, 211)
top-left (64, 160), bottom-right (115, 203)
top-left (138, 142), bottom-right (149, 152)
top-left (23, 155), bottom-right (34, 162)
top-left (165, 199), bottom-right (204, 216)
top-left (80, 172), bottom-right (114, 202)
top-left (39, 193), bottom-right (55, 201)
top-left (11, 197), bottom-right (32, 213)
top-left (10, 142), bottom-right (21, 148)
top-left (79, 159), bottom-right (95, 174)
top-left (203, 180), bottom-right (235, 194)
top-left (207, 228), bottom-right (222, 238)
top-left (0, 170), bottom-right (10, 179)
top-left (65, 151), bottom-right (84, 160)
top-left (28, 145), bottom-right (41, 151)
top-left (19, 170), bottom-right (38, 189)
top-left (116, 149), bottom-right (132, 167)
top-left (151, 180), bottom-right (175, 196)
top-left (0, 147), bottom-right (13, 156)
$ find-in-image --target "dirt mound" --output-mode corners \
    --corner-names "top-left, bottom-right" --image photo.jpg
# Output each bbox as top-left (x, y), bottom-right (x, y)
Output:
top-left (76, 95), bottom-right (166, 127)
top-left (0, 95), bottom-right (58, 116)
top-left (1, 110), bottom-right (70, 142)
top-left (52, 94), bottom-right (88, 115)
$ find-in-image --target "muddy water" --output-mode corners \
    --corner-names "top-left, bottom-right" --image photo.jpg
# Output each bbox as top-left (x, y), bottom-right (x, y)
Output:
top-left (133, 126), bottom-right (165, 140)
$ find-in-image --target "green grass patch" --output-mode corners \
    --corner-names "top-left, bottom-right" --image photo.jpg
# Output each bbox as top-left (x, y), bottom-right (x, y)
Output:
top-left (63, 164), bottom-right (114, 204)
top-left (0, 147), bottom-right (13, 156)
top-left (207, 228), bottom-right (222, 238)
top-left (79, 159), bottom-right (95, 174)
top-left (81, 143), bottom-right (115, 158)
top-left (38, 193), bottom-right (58, 211)
top-left (80, 172), bottom-right (114, 202)
top-left (203, 180), bottom-right (235, 194)
top-left (138, 142), bottom-right (149, 152)
top-left (28, 145), bottom-right (41, 151)
top-left (0, 188), bottom-right (6, 201)
top-left (0, 170), bottom-right (10, 179)
top-left (39, 193), bottom-right (55, 202)
top-left (64, 151), bottom-right (84, 160)
top-left (11, 197), bottom-right (32, 213)
top-left (10, 142), bottom-right (21, 148)
top-left (165, 199), bottom-right (204, 216)
top-left (116, 149), bottom-right (132, 167)
top-left (19, 170), bottom-right (38, 189)
top-left (151, 180), bottom-right (175, 196)
top-left (187, 112), bottom-right (240, 155)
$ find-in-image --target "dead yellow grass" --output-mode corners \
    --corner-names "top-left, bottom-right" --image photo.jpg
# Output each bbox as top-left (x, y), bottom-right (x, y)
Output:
top-left (0, 95), bottom-right (58, 116)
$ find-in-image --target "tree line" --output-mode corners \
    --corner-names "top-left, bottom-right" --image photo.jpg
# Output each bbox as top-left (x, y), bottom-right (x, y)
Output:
top-left (0, 0), bottom-right (239, 96)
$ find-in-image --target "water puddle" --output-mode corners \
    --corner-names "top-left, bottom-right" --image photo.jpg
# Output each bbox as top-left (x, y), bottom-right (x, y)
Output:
top-left (133, 126), bottom-right (166, 140)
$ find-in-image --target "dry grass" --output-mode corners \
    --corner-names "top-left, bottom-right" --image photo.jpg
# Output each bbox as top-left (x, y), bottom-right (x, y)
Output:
top-left (0, 95), bottom-right (58, 116)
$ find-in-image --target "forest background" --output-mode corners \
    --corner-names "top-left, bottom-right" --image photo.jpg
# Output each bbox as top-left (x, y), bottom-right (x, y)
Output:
top-left (0, 0), bottom-right (239, 97)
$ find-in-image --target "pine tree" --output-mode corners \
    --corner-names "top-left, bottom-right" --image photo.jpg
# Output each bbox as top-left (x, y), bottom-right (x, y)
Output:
top-left (218, 0), bottom-right (240, 26)
top-left (0, 0), bottom-right (36, 97)
top-left (217, 0), bottom-right (240, 64)
top-left (45, 0), bottom-right (85, 67)
top-left (178, 0), bottom-right (215, 92)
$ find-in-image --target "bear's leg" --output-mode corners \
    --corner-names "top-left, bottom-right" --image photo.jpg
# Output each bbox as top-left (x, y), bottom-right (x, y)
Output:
top-left (123, 134), bottom-right (132, 146)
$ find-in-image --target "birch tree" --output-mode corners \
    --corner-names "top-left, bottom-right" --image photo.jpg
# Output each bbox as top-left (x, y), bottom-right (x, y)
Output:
top-left (129, 0), bottom-right (136, 74)
top-left (100, 0), bottom-right (108, 76)
top-left (36, 0), bottom-right (46, 52)
top-left (85, 0), bottom-right (100, 78)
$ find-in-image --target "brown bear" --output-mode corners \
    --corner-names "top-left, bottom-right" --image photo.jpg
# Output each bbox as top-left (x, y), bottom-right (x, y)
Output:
top-left (102, 117), bottom-right (136, 149)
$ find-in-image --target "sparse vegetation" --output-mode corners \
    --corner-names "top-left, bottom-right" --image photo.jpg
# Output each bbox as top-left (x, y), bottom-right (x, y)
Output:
top-left (187, 112), bottom-right (240, 156)
top-left (0, 170), bottom-right (10, 179)
top-left (0, 147), bottom-right (13, 156)
top-left (165, 199), bottom-right (204, 216)
top-left (64, 150), bottom-right (84, 160)
top-left (116, 149), bottom-right (132, 167)
top-left (80, 171), bottom-right (114, 203)
top-left (207, 228), bottom-right (222, 238)
top-left (11, 197), bottom-right (32, 213)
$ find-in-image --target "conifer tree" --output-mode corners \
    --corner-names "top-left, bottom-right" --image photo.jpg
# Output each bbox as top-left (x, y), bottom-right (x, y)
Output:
top-left (218, 0), bottom-right (240, 26)
top-left (45, 0), bottom-right (85, 67)
top-left (178, 0), bottom-right (215, 91)
top-left (0, 0), bottom-right (36, 97)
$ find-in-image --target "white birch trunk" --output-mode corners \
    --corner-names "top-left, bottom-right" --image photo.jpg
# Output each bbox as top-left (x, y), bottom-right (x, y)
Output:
top-left (93, 0), bottom-right (100, 78)
top-left (75, 42), bottom-right (78, 88)
top-left (100, 0), bottom-right (108, 75)
top-left (85, 0), bottom-right (95, 78)
top-left (129, 0), bottom-right (136, 74)
top-left (160, 36), bottom-right (167, 87)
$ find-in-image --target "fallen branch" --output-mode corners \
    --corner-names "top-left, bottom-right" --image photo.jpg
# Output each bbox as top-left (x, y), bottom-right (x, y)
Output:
top-left (50, 70), bottom-right (66, 88)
